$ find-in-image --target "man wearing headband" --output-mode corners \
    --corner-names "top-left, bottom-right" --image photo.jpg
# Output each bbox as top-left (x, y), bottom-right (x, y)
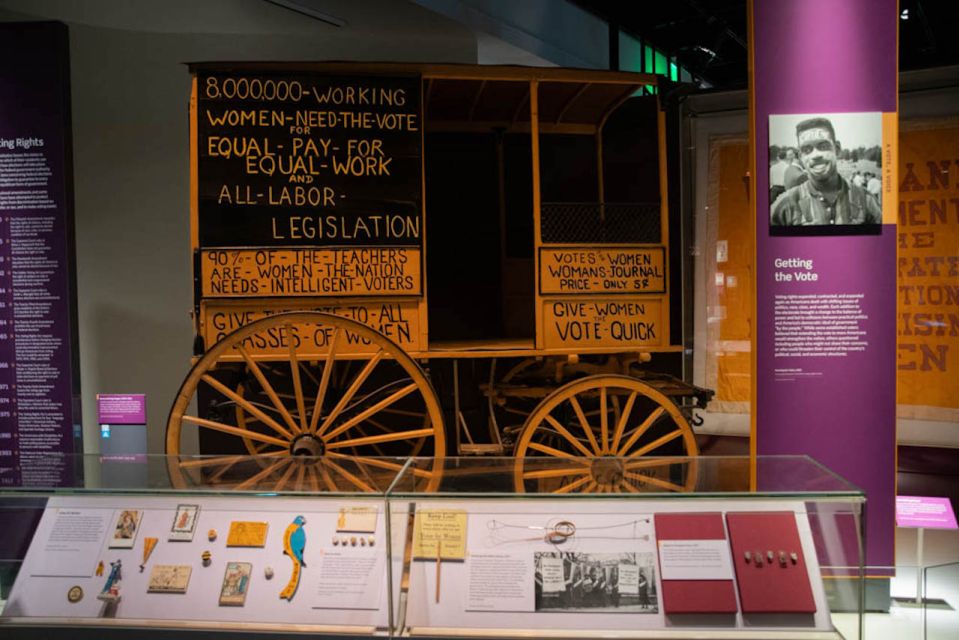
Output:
top-left (771, 117), bottom-right (881, 226)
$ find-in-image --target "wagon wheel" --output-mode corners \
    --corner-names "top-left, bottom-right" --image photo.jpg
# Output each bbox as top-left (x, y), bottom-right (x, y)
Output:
top-left (166, 312), bottom-right (444, 492)
top-left (512, 375), bottom-right (698, 494)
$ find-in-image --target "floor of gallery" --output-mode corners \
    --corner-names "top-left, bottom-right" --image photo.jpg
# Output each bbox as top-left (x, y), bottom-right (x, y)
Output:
top-left (832, 526), bottom-right (959, 639)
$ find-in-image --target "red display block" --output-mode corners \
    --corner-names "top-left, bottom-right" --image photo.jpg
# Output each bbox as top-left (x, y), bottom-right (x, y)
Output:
top-left (725, 512), bottom-right (816, 613)
top-left (654, 513), bottom-right (738, 614)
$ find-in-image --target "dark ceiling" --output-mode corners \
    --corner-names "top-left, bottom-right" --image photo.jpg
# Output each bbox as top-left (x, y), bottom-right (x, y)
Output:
top-left (574, 0), bottom-right (959, 90)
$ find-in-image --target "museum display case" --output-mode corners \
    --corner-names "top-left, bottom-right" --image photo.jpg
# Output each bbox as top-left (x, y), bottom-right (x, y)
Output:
top-left (388, 455), bottom-right (865, 639)
top-left (1, 455), bottom-right (864, 638)
top-left (0, 454), bottom-right (403, 637)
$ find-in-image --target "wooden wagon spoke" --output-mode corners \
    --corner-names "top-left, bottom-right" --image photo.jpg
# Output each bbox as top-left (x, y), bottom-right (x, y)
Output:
top-left (624, 457), bottom-right (688, 471)
top-left (522, 465), bottom-right (591, 480)
top-left (552, 474), bottom-right (593, 494)
top-left (618, 480), bottom-right (640, 494)
top-left (325, 427), bottom-right (434, 450)
top-left (542, 415), bottom-right (595, 458)
top-left (581, 480), bottom-right (599, 494)
top-left (177, 452), bottom-right (284, 470)
top-left (298, 360), bottom-right (321, 388)
top-left (308, 326), bottom-right (340, 434)
top-left (312, 461), bottom-right (336, 492)
top-left (200, 374), bottom-right (294, 442)
top-left (284, 323), bottom-right (309, 434)
top-left (350, 424), bottom-right (387, 457)
top-left (327, 452), bottom-right (434, 479)
top-left (181, 414), bottom-right (289, 448)
top-left (315, 350), bottom-right (385, 438)
top-left (615, 406), bottom-right (666, 456)
top-left (626, 428), bottom-right (684, 459)
top-left (378, 407), bottom-right (426, 418)
top-left (624, 470), bottom-right (686, 493)
top-left (307, 465), bottom-right (322, 492)
top-left (567, 395), bottom-right (602, 456)
top-left (273, 459), bottom-right (300, 491)
top-left (599, 386), bottom-right (609, 454)
top-left (324, 457), bottom-right (376, 493)
top-left (527, 440), bottom-right (589, 461)
top-left (609, 391), bottom-right (637, 455)
top-left (293, 462), bottom-right (307, 492)
top-left (234, 458), bottom-right (291, 490)
top-left (322, 382), bottom-right (418, 442)
top-left (236, 345), bottom-right (301, 437)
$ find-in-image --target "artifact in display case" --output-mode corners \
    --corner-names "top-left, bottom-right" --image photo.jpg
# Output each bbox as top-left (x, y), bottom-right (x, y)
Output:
top-left (654, 512), bottom-right (738, 614)
top-left (168, 504), bottom-right (199, 541)
top-left (0, 454), bottom-right (863, 639)
top-left (388, 456), bottom-right (863, 639)
top-left (726, 511), bottom-right (816, 614)
top-left (1, 467), bottom-right (396, 636)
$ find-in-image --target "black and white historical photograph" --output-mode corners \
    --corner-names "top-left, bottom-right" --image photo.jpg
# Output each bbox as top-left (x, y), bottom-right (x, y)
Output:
top-left (769, 112), bottom-right (883, 234)
top-left (533, 552), bottom-right (657, 613)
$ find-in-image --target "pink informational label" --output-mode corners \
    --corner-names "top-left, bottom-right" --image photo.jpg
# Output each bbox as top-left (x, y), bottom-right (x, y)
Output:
top-left (896, 496), bottom-right (958, 529)
top-left (96, 393), bottom-right (146, 425)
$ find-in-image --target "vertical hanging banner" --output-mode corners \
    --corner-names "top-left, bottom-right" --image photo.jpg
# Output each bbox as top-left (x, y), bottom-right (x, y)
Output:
top-left (0, 23), bottom-right (81, 486)
top-left (751, 0), bottom-right (897, 570)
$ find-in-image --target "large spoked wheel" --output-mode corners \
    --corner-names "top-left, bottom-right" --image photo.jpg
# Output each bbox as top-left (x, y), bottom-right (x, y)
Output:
top-left (512, 375), bottom-right (698, 494)
top-left (166, 312), bottom-right (445, 492)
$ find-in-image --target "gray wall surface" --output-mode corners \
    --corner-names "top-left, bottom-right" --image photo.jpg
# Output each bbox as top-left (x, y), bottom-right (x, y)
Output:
top-left (0, 0), bottom-right (477, 454)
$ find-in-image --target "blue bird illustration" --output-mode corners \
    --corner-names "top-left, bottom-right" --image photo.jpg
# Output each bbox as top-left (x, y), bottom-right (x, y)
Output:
top-left (280, 515), bottom-right (307, 600)
top-left (285, 515), bottom-right (307, 566)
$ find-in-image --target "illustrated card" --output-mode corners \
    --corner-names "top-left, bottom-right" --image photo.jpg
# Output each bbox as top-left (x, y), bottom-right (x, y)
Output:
top-left (226, 521), bottom-right (269, 547)
top-left (147, 564), bottom-right (193, 594)
top-left (168, 504), bottom-right (200, 541)
top-left (218, 561), bottom-right (253, 606)
top-left (336, 506), bottom-right (378, 533)
top-left (108, 509), bottom-right (143, 548)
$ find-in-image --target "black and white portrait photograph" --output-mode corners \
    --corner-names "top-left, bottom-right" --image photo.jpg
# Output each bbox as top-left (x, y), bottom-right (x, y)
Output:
top-left (533, 551), bottom-right (657, 613)
top-left (769, 112), bottom-right (883, 235)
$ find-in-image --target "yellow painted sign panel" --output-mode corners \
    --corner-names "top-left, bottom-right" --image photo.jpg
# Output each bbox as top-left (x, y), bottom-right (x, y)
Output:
top-left (201, 301), bottom-right (421, 357)
top-left (542, 298), bottom-right (664, 350)
top-left (411, 509), bottom-right (467, 560)
top-left (539, 246), bottom-right (666, 295)
top-left (201, 247), bottom-right (421, 297)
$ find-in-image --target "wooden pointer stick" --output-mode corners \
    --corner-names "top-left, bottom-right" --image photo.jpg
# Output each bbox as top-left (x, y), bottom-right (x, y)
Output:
top-left (435, 540), bottom-right (442, 604)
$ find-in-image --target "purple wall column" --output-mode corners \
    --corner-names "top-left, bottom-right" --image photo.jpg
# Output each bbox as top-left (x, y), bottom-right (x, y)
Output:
top-left (750, 1), bottom-right (898, 568)
top-left (0, 22), bottom-right (81, 487)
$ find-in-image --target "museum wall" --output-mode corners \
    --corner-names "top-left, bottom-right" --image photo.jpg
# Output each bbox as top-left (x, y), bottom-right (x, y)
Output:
top-left (0, 0), bottom-right (478, 454)
top-left (689, 67), bottom-right (959, 448)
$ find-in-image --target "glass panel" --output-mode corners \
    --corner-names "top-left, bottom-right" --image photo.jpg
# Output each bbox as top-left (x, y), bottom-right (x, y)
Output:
top-left (644, 45), bottom-right (654, 74)
top-left (654, 51), bottom-right (668, 76)
top-left (669, 61), bottom-right (678, 81)
top-left (926, 561), bottom-right (959, 639)
top-left (681, 67), bottom-right (691, 83)
top-left (618, 31), bottom-right (643, 73)
top-left (0, 454), bottom-right (408, 495)
top-left (390, 456), bottom-right (864, 498)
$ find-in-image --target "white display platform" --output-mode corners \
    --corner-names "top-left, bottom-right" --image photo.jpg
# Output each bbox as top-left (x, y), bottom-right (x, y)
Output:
top-left (399, 498), bottom-right (836, 637)
top-left (5, 495), bottom-right (393, 632)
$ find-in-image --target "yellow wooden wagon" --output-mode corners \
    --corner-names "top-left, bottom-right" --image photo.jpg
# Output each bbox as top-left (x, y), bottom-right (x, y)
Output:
top-left (165, 62), bottom-right (712, 493)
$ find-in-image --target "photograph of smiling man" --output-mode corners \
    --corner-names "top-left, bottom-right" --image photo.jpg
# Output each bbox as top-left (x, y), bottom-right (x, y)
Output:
top-left (769, 112), bottom-right (882, 235)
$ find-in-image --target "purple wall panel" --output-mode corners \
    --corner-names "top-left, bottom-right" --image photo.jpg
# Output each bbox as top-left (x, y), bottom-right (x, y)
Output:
top-left (0, 22), bottom-right (81, 487)
top-left (752, 0), bottom-right (898, 567)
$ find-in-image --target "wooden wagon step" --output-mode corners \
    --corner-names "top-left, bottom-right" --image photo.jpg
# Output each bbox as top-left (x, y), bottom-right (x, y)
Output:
top-left (458, 443), bottom-right (506, 456)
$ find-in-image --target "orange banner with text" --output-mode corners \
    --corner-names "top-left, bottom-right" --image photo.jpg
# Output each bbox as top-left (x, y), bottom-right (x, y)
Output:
top-left (897, 122), bottom-right (959, 419)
